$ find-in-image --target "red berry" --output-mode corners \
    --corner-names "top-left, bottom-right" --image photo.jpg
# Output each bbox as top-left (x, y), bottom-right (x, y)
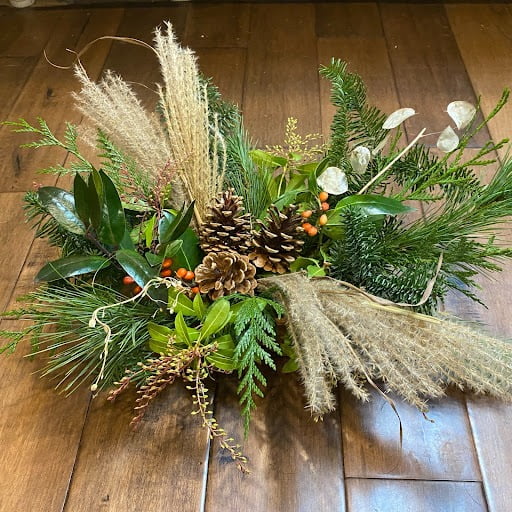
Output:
top-left (191, 286), bottom-right (200, 294)
top-left (133, 285), bottom-right (142, 294)
top-left (176, 268), bottom-right (187, 279)
top-left (321, 202), bottom-right (330, 211)
top-left (307, 226), bottom-right (318, 237)
top-left (301, 210), bottom-right (313, 218)
top-left (302, 222), bottom-right (313, 231)
top-left (183, 270), bottom-right (195, 281)
top-left (122, 275), bottom-right (135, 285)
top-left (319, 214), bottom-right (328, 226)
top-left (319, 191), bottom-right (329, 202)
top-left (161, 257), bottom-right (173, 269)
top-left (160, 269), bottom-right (172, 277)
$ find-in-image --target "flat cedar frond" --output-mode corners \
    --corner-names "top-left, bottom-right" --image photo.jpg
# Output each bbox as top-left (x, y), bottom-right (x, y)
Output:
top-left (231, 296), bottom-right (284, 434)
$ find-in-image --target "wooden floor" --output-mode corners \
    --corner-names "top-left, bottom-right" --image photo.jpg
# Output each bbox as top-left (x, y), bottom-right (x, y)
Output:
top-left (1, 3), bottom-right (512, 511)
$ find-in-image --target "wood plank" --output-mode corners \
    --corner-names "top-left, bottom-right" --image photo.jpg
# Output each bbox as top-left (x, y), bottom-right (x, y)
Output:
top-left (444, 6), bottom-right (512, 511)
top-left (62, 11), bottom-right (212, 512)
top-left (63, 385), bottom-right (210, 512)
top-left (380, 3), bottom-right (488, 147)
top-left (243, 4), bottom-right (321, 146)
top-left (0, 11), bottom-right (123, 512)
top-left (0, 9), bottom-right (123, 192)
top-left (341, 388), bottom-right (481, 481)
top-left (204, 374), bottom-right (345, 512)
top-left (317, 3), bottom-right (400, 140)
top-left (346, 479), bottom-right (487, 512)
top-left (184, 3), bottom-right (250, 48)
top-left (205, 9), bottom-right (345, 509)
top-left (446, 4), bottom-right (512, 159)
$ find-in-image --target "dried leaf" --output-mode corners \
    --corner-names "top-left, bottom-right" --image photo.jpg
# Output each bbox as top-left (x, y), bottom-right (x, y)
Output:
top-left (350, 146), bottom-right (371, 173)
top-left (382, 108), bottom-right (416, 129)
top-left (447, 100), bottom-right (476, 130)
top-left (317, 166), bottom-right (349, 195)
top-left (437, 126), bottom-right (459, 153)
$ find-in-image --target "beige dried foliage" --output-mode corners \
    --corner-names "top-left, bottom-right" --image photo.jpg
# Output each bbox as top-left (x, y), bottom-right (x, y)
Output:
top-left (73, 67), bottom-right (186, 207)
top-left (260, 273), bottom-right (512, 417)
top-left (154, 22), bottom-right (224, 223)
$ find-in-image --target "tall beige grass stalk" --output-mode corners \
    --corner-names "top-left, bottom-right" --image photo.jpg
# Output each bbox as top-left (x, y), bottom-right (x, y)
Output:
top-left (154, 22), bottom-right (224, 223)
top-left (260, 273), bottom-right (512, 417)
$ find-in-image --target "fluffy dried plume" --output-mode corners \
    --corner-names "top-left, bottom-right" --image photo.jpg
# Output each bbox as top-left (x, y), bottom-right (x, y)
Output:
top-left (260, 273), bottom-right (512, 417)
top-left (154, 22), bottom-right (225, 223)
top-left (73, 66), bottom-right (186, 208)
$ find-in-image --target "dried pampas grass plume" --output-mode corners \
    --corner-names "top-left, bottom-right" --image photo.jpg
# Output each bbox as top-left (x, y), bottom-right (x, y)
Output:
top-left (259, 273), bottom-right (512, 417)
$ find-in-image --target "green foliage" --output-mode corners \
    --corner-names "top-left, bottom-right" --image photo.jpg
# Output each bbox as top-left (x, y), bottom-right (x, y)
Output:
top-left (320, 59), bottom-right (388, 191)
top-left (231, 296), bottom-right (284, 434)
top-left (224, 117), bottom-right (274, 217)
top-left (0, 284), bottom-right (159, 392)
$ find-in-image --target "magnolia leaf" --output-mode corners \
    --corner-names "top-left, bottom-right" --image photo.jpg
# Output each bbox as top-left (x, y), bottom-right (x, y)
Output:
top-left (349, 146), bottom-right (371, 173)
top-left (447, 101), bottom-right (476, 130)
top-left (382, 108), bottom-right (416, 129)
top-left (35, 255), bottom-right (110, 282)
top-left (317, 166), bottom-right (348, 195)
top-left (37, 187), bottom-right (86, 235)
top-left (115, 249), bottom-right (157, 287)
top-left (437, 126), bottom-right (459, 153)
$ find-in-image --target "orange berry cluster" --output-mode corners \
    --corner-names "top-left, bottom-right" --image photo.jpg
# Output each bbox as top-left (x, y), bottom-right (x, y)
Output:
top-left (122, 257), bottom-right (200, 295)
top-left (301, 191), bottom-right (330, 237)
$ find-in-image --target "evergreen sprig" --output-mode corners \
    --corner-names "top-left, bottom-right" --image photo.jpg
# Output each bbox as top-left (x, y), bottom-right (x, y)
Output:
top-left (231, 296), bottom-right (284, 434)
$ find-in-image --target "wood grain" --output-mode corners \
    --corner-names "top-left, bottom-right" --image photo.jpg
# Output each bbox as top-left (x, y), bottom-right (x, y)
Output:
top-left (184, 3), bottom-right (251, 48)
top-left (379, 3), bottom-right (489, 147)
top-left (204, 374), bottom-right (345, 512)
top-left (341, 388), bottom-right (481, 481)
top-left (346, 479), bottom-right (487, 512)
top-left (243, 4), bottom-right (321, 146)
top-left (0, 10), bottom-right (123, 192)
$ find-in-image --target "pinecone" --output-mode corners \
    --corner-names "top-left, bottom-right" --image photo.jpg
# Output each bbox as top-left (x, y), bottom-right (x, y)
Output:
top-left (195, 251), bottom-right (258, 300)
top-left (199, 189), bottom-right (253, 255)
top-left (249, 205), bottom-right (305, 274)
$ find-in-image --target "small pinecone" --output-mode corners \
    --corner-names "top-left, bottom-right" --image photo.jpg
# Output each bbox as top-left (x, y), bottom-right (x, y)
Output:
top-left (249, 205), bottom-right (304, 274)
top-left (199, 189), bottom-right (253, 255)
top-left (195, 251), bottom-right (258, 300)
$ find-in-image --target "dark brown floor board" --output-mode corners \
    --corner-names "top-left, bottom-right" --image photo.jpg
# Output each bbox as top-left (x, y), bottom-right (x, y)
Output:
top-left (184, 3), bottom-right (251, 48)
top-left (243, 3), bottom-right (321, 146)
top-left (379, 3), bottom-right (488, 147)
top-left (204, 374), bottom-right (346, 512)
top-left (346, 478), bottom-right (487, 512)
top-left (0, 10), bottom-right (123, 192)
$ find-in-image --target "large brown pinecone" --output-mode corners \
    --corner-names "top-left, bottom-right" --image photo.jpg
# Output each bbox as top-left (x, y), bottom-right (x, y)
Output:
top-left (249, 204), bottom-right (305, 274)
top-left (194, 251), bottom-right (258, 300)
top-left (199, 189), bottom-right (253, 255)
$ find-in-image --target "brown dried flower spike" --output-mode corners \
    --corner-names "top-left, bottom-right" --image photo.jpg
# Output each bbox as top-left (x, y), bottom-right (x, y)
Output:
top-left (195, 251), bottom-right (258, 300)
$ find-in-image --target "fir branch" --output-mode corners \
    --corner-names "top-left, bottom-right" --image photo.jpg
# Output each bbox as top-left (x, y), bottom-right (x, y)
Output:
top-left (231, 296), bottom-right (284, 434)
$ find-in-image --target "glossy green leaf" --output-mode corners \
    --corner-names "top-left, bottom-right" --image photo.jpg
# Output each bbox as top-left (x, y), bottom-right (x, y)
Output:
top-left (148, 322), bottom-right (172, 353)
top-left (73, 174), bottom-right (91, 227)
top-left (335, 194), bottom-right (415, 216)
top-left (115, 249), bottom-right (157, 287)
top-left (193, 292), bottom-right (207, 320)
top-left (282, 358), bottom-right (299, 373)
top-left (119, 229), bottom-right (135, 251)
top-left (35, 255), bottom-right (110, 282)
top-left (172, 228), bottom-right (203, 271)
top-left (97, 171), bottom-right (126, 246)
top-left (207, 334), bottom-right (236, 370)
top-left (37, 187), bottom-right (86, 235)
top-left (88, 171), bottom-right (103, 230)
top-left (199, 299), bottom-right (231, 341)
top-left (158, 202), bottom-right (195, 244)
top-left (307, 265), bottom-right (326, 278)
top-left (175, 312), bottom-right (191, 346)
top-left (164, 239), bottom-right (183, 259)
top-left (146, 252), bottom-right (164, 267)
top-left (168, 287), bottom-right (196, 316)
top-left (144, 215), bottom-right (156, 248)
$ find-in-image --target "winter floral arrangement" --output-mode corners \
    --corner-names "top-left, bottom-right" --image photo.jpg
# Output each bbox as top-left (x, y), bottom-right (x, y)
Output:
top-left (2, 24), bottom-right (512, 472)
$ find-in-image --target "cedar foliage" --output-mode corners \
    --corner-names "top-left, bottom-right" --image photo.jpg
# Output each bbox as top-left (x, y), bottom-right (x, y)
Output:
top-left (232, 296), bottom-right (284, 433)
